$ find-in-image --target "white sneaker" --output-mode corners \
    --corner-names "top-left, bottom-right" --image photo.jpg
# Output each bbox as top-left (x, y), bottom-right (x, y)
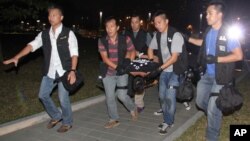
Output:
top-left (154, 109), bottom-right (163, 116)
top-left (158, 123), bottom-right (174, 135)
top-left (183, 102), bottom-right (191, 110)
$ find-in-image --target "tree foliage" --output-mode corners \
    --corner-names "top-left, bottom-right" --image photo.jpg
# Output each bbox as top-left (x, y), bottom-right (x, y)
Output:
top-left (0, 0), bottom-right (49, 23)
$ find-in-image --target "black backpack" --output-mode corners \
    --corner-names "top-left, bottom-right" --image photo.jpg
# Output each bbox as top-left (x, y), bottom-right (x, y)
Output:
top-left (216, 85), bottom-right (243, 115)
top-left (176, 69), bottom-right (196, 102)
top-left (156, 26), bottom-right (188, 75)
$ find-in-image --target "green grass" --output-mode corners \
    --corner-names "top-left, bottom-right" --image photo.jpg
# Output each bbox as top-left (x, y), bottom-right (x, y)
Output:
top-left (175, 73), bottom-right (250, 141)
top-left (0, 42), bottom-right (103, 124)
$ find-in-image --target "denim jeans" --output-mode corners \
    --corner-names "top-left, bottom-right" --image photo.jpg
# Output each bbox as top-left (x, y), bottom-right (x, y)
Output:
top-left (196, 73), bottom-right (223, 141)
top-left (38, 76), bottom-right (73, 126)
top-left (103, 74), bottom-right (135, 120)
top-left (159, 71), bottom-right (179, 125)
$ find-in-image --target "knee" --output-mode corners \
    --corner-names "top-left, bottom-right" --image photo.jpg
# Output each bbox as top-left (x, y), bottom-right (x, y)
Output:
top-left (117, 92), bottom-right (127, 102)
top-left (38, 93), bottom-right (47, 101)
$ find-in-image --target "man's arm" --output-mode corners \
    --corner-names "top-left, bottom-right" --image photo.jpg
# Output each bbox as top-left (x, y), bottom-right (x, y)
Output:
top-left (218, 47), bottom-right (243, 63)
top-left (160, 53), bottom-right (179, 70)
top-left (67, 31), bottom-right (79, 84)
top-left (3, 45), bottom-right (33, 66)
top-left (126, 49), bottom-right (136, 60)
top-left (147, 48), bottom-right (154, 60)
top-left (3, 32), bottom-right (42, 66)
top-left (100, 51), bottom-right (117, 69)
top-left (188, 38), bottom-right (203, 46)
top-left (68, 55), bottom-right (78, 84)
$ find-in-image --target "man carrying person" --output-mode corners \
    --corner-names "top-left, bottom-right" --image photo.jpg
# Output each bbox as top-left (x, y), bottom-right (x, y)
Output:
top-left (98, 16), bottom-right (138, 129)
top-left (124, 14), bottom-right (152, 113)
top-left (147, 10), bottom-right (184, 135)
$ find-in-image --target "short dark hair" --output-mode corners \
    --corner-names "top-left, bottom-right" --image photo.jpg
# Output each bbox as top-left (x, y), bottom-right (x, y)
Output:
top-left (104, 16), bottom-right (119, 26)
top-left (152, 10), bottom-right (169, 21)
top-left (131, 13), bottom-right (141, 20)
top-left (47, 4), bottom-right (64, 16)
top-left (208, 0), bottom-right (226, 15)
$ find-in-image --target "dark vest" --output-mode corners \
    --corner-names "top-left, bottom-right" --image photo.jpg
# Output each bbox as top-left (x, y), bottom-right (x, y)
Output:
top-left (125, 29), bottom-right (148, 54)
top-left (198, 25), bottom-right (235, 85)
top-left (156, 26), bottom-right (188, 75)
top-left (41, 26), bottom-right (71, 75)
top-left (100, 34), bottom-right (127, 76)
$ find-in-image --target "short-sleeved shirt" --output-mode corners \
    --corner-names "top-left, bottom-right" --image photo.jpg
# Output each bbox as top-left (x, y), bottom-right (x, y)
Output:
top-left (98, 36), bottom-right (134, 76)
top-left (205, 28), bottom-right (241, 75)
top-left (149, 31), bottom-right (183, 72)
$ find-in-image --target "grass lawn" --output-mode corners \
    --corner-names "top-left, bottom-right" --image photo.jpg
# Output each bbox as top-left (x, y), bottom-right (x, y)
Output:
top-left (0, 35), bottom-right (103, 124)
top-left (175, 73), bottom-right (250, 141)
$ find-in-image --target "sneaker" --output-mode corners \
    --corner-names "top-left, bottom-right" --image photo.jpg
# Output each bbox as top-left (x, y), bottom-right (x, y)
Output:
top-left (137, 107), bottom-right (145, 113)
top-left (104, 120), bottom-right (120, 129)
top-left (154, 109), bottom-right (163, 116)
top-left (159, 123), bottom-right (174, 135)
top-left (183, 102), bottom-right (191, 110)
top-left (158, 122), bottom-right (174, 129)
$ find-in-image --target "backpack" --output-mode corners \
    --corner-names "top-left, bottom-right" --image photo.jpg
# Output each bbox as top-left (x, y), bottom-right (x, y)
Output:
top-left (156, 27), bottom-right (188, 75)
top-left (176, 69), bottom-right (196, 102)
top-left (216, 85), bottom-right (243, 115)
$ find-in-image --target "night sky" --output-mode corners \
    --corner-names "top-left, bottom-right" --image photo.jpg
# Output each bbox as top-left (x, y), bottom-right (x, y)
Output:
top-left (55, 0), bottom-right (250, 30)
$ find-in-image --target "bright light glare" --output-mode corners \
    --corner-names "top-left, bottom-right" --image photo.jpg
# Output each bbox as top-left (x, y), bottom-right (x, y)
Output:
top-left (227, 24), bottom-right (243, 39)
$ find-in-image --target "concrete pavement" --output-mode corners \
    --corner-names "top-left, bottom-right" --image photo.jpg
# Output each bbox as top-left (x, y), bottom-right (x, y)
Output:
top-left (0, 70), bottom-right (247, 141)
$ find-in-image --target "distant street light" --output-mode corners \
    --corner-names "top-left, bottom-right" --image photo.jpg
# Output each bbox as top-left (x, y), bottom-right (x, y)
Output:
top-left (36, 20), bottom-right (40, 31)
top-left (199, 13), bottom-right (203, 36)
top-left (99, 11), bottom-right (103, 29)
top-left (20, 21), bottom-right (24, 31)
top-left (148, 12), bottom-right (151, 21)
top-left (147, 12), bottom-right (151, 30)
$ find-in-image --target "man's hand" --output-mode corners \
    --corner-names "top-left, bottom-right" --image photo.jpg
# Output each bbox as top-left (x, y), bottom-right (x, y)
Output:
top-left (146, 67), bottom-right (163, 79)
top-left (116, 65), bottom-right (126, 76)
top-left (206, 54), bottom-right (218, 64)
top-left (67, 70), bottom-right (76, 84)
top-left (3, 57), bottom-right (18, 66)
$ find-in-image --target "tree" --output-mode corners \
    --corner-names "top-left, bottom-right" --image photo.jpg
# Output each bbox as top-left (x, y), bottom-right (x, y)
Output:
top-left (0, 0), bottom-right (49, 26)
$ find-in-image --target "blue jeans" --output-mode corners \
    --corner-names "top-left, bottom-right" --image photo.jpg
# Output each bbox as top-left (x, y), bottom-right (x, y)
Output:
top-left (38, 76), bottom-right (72, 126)
top-left (159, 72), bottom-right (179, 125)
top-left (103, 74), bottom-right (135, 120)
top-left (196, 73), bottom-right (223, 141)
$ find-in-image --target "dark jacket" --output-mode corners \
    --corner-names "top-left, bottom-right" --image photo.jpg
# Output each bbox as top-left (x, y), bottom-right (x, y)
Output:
top-left (100, 34), bottom-right (127, 77)
top-left (156, 26), bottom-right (188, 75)
top-left (198, 25), bottom-right (235, 85)
top-left (41, 26), bottom-right (71, 75)
top-left (125, 29), bottom-right (148, 54)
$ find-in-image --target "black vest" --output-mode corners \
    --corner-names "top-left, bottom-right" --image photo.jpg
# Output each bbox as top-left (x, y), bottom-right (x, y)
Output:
top-left (156, 26), bottom-right (188, 75)
top-left (41, 26), bottom-right (71, 75)
top-left (125, 29), bottom-right (148, 54)
top-left (100, 34), bottom-right (127, 76)
top-left (198, 25), bottom-right (235, 85)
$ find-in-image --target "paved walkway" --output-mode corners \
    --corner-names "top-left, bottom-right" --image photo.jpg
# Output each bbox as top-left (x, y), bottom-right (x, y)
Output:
top-left (0, 70), bottom-right (247, 141)
top-left (0, 84), bottom-right (201, 141)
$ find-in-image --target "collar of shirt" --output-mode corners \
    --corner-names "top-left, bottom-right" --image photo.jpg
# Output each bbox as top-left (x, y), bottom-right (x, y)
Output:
top-left (106, 35), bottom-right (118, 45)
top-left (49, 24), bottom-right (63, 39)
